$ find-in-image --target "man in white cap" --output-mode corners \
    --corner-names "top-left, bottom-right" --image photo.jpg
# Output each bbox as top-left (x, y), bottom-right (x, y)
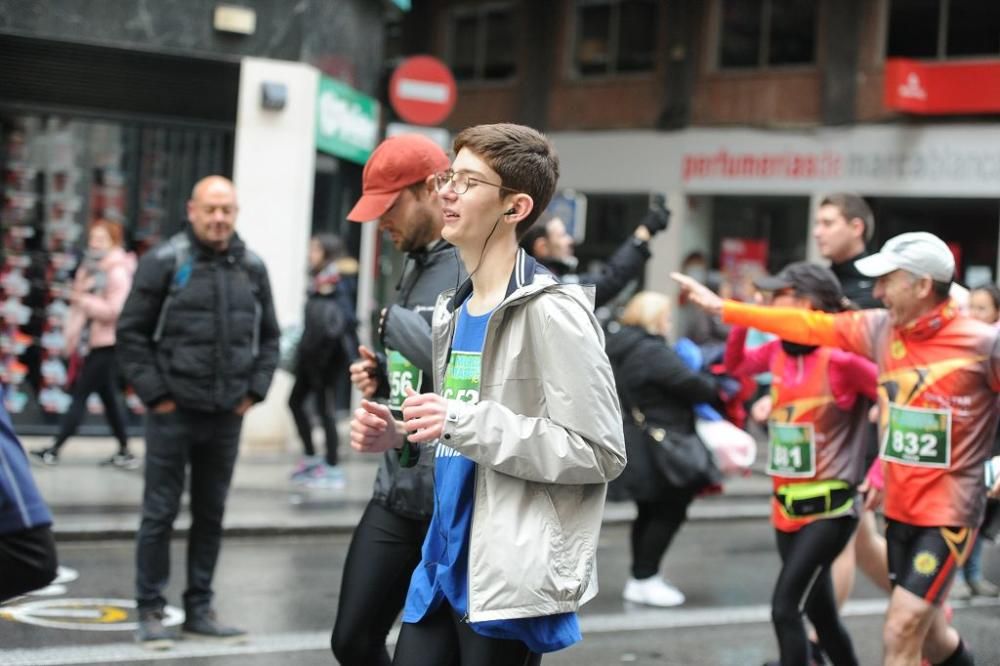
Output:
top-left (674, 232), bottom-right (992, 666)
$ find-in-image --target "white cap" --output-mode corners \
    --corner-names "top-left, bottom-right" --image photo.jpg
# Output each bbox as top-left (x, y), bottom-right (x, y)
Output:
top-left (854, 232), bottom-right (955, 283)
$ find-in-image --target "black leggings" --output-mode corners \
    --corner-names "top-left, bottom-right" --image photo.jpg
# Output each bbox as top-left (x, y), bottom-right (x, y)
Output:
top-left (52, 346), bottom-right (129, 452)
top-left (0, 525), bottom-right (58, 603)
top-left (288, 375), bottom-right (338, 466)
top-left (393, 602), bottom-right (542, 666)
top-left (631, 494), bottom-right (694, 579)
top-left (331, 501), bottom-right (429, 666)
top-left (772, 517), bottom-right (859, 666)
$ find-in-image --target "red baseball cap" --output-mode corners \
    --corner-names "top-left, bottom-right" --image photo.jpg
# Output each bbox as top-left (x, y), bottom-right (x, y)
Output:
top-left (346, 134), bottom-right (451, 222)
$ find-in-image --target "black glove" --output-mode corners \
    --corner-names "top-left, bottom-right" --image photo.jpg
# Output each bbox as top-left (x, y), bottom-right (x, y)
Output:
top-left (640, 206), bottom-right (670, 235)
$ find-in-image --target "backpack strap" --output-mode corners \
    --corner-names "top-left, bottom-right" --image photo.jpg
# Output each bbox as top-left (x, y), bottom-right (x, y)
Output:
top-left (152, 233), bottom-right (192, 344)
top-left (240, 249), bottom-right (265, 358)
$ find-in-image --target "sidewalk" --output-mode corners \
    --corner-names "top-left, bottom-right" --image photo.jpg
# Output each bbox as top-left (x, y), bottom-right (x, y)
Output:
top-left (22, 435), bottom-right (775, 541)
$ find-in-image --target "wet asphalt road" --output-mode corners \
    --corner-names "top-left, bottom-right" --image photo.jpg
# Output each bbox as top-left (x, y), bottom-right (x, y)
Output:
top-left (2, 520), bottom-right (999, 665)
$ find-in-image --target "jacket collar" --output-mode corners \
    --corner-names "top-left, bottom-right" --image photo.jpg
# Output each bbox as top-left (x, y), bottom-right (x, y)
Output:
top-left (448, 248), bottom-right (553, 313)
top-left (830, 250), bottom-right (871, 280)
top-left (898, 298), bottom-right (959, 341)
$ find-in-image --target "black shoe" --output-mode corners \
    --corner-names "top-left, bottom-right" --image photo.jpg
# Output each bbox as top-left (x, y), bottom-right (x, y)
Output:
top-left (182, 609), bottom-right (247, 643)
top-left (31, 448), bottom-right (59, 466)
top-left (136, 608), bottom-right (176, 650)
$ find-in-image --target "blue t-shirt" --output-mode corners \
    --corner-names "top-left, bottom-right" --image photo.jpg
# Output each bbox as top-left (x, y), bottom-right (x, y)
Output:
top-left (402, 301), bottom-right (581, 653)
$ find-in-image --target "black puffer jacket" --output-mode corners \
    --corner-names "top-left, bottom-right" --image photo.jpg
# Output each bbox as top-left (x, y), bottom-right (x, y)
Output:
top-left (117, 227), bottom-right (280, 412)
top-left (606, 325), bottom-right (720, 434)
top-left (606, 325), bottom-right (721, 501)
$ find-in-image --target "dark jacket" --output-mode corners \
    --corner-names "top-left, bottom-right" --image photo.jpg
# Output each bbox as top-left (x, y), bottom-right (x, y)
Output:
top-left (541, 236), bottom-right (650, 309)
top-left (296, 265), bottom-right (357, 385)
top-left (831, 251), bottom-right (883, 309)
top-left (375, 238), bottom-right (465, 520)
top-left (381, 239), bottom-right (466, 376)
top-left (117, 227), bottom-right (280, 413)
top-left (606, 325), bottom-right (721, 501)
top-left (0, 392), bottom-right (52, 535)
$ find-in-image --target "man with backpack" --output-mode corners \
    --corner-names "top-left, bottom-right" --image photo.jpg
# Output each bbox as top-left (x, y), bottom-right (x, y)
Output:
top-left (117, 175), bottom-right (280, 650)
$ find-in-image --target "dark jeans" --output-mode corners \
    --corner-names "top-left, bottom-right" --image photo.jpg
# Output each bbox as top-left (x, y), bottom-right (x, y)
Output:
top-left (0, 525), bottom-right (58, 603)
top-left (331, 501), bottom-right (429, 666)
top-left (288, 375), bottom-right (338, 466)
top-left (631, 493), bottom-right (695, 579)
top-left (52, 346), bottom-right (129, 452)
top-left (135, 408), bottom-right (242, 614)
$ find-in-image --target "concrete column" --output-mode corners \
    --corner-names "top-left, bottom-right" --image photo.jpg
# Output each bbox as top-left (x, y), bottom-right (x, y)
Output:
top-left (232, 57), bottom-right (320, 449)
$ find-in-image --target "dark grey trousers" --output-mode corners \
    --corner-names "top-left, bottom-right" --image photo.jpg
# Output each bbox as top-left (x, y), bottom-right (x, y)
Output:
top-left (135, 408), bottom-right (242, 613)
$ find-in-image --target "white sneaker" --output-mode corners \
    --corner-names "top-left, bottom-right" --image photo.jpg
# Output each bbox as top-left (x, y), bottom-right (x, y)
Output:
top-left (623, 576), bottom-right (686, 607)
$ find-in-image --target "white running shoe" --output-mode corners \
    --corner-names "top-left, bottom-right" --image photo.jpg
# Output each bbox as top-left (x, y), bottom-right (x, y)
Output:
top-left (622, 576), bottom-right (686, 607)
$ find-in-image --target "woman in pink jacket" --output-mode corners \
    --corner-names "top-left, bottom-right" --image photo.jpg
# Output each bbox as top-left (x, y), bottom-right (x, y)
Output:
top-left (33, 219), bottom-right (136, 467)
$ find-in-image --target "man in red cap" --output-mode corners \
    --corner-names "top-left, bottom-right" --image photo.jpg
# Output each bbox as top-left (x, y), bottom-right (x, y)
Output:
top-left (331, 134), bottom-right (465, 666)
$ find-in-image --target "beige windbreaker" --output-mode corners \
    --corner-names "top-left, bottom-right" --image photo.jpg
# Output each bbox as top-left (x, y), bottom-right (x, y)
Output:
top-left (429, 251), bottom-right (626, 623)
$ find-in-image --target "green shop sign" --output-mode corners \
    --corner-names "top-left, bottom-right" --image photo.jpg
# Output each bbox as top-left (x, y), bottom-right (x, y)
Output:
top-left (316, 76), bottom-right (380, 164)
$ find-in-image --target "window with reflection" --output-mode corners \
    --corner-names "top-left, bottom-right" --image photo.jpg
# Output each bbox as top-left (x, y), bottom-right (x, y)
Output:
top-left (574, 0), bottom-right (658, 76)
top-left (718, 0), bottom-right (815, 69)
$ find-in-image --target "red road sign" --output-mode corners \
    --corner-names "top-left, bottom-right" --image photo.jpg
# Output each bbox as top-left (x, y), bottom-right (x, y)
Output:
top-left (389, 55), bottom-right (457, 126)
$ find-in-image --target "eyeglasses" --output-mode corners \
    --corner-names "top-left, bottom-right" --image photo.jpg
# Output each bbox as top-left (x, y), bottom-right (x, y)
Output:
top-left (434, 169), bottom-right (516, 195)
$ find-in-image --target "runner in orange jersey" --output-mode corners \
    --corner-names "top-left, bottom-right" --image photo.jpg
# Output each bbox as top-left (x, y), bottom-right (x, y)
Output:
top-left (674, 232), bottom-right (992, 666)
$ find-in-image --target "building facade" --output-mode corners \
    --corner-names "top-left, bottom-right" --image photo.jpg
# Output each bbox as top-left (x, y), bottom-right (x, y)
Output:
top-left (0, 1), bottom-right (386, 436)
top-left (391, 0), bottom-right (1000, 295)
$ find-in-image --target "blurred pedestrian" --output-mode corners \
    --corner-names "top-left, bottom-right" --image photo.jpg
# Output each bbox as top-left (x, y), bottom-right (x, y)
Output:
top-left (814, 193), bottom-right (880, 308)
top-left (950, 283), bottom-right (1000, 600)
top-left (720, 263), bottom-right (877, 666)
top-left (32, 219), bottom-right (136, 468)
top-left (333, 134), bottom-right (460, 666)
top-left (814, 193), bottom-right (890, 647)
top-left (606, 291), bottom-right (722, 608)
top-left (677, 251), bottom-right (729, 348)
top-left (519, 197), bottom-right (668, 308)
top-left (288, 233), bottom-right (357, 488)
top-left (1, 390), bottom-right (58, 603)
top-left (117, 176), bottom-right (280, 649)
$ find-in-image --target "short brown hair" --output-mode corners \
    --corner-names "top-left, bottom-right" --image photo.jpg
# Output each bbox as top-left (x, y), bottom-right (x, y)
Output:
top-left (88, 218), bottom-right (124, 247)
top-left (452, 123), bottom-right (559, 238)
top-left (820, 193), bottom-right (875, 243)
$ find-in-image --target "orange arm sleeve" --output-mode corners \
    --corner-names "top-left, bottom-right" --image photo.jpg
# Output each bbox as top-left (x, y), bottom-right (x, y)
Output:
top-left (721, 301), bottom-right (841, 348)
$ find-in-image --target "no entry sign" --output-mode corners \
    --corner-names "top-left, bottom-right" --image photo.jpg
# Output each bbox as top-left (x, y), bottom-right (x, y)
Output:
top-left (389, 55), bottom-right (457, 126)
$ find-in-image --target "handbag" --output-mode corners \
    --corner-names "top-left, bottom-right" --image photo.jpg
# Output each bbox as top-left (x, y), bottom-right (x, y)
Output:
top-left (630, 406), bottom-right (722, 491)
top-left (694, 417), bottom-right (757, 477)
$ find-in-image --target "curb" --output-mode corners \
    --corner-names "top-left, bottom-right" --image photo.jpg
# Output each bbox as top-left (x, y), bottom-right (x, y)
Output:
top-left (52, 497), bottom-right (773, 542)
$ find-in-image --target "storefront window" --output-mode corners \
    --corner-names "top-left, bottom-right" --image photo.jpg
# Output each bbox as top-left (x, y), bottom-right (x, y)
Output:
top-left (0, 111), bottom-right (231, 432)
top-left (709, 196), bottom-right (808, 298)
top-left (867, 197), bottom-right (1000, 287)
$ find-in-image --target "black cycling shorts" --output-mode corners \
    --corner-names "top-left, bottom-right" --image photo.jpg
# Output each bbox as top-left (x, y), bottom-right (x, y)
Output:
top-left (886, 519), bottom-right (978, 606)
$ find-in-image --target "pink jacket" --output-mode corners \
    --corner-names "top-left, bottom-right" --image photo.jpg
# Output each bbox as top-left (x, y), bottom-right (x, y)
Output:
top-left (64, 247), bottom-right (136, 354)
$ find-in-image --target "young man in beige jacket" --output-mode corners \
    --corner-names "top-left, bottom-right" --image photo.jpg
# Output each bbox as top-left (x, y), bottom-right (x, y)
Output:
top-left (350, 123), bottom-right (625, 664)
